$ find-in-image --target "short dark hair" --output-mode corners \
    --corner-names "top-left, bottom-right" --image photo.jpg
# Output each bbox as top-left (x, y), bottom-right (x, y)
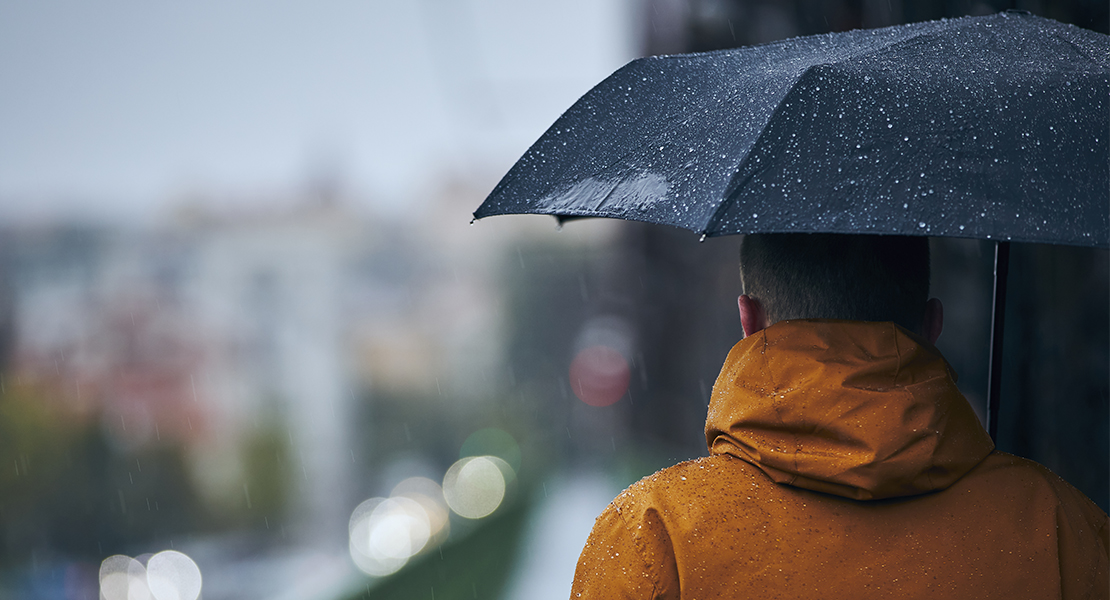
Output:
top-left (739, 233), bottom-right (930, 332)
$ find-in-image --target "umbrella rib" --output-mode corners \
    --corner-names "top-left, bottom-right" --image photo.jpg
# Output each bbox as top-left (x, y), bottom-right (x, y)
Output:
top-left (700, 63), bottom-right (832, 238)
top-left (701, 168), bottom-right (762, 238)
top-left (1052, 33), bottom-right (1110, 66)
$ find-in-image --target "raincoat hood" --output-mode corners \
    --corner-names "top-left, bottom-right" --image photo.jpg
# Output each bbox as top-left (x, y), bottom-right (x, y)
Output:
top-left (706, 319), bottom-right (995, 500)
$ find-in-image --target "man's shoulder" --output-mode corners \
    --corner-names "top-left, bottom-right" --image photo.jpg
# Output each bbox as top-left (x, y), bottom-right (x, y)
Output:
top-left (975, 451), bottom-right (1099, 495)
top-left (610, 454), bottom-right (762, 511)
top-left (968, 451), bottom-right (1107, 523)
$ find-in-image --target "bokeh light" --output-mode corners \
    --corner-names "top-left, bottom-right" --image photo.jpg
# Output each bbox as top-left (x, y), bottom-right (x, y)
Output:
top-left (442, 456), bottom-right (506, 519)
top-left (483, 455), bottom-right (515, 487)
top-left (459, 428), bottom-right (521, 477)
top-left (348, 495), bottom-right (435, 577)
top-left (100, 555), bottom-right (148, 600)
top-left (349, 498), bottom-right (393, 576)
top-left (569, 345), bottom-right (630, 406)
top-left (391, 477), bottom-right (450, 543)
top-left (146, 550), bottom-right (203, 600)
top-left (99, 552), bottom-right (202, 600)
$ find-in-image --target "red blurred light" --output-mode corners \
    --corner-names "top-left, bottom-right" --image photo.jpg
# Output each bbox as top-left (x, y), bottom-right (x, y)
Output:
top-left (569, 345), bottom-right (630, 407)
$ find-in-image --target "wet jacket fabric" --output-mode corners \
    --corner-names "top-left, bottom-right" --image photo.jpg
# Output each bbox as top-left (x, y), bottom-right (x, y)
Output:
top-left (570, 320), bottom-right (1109, 599)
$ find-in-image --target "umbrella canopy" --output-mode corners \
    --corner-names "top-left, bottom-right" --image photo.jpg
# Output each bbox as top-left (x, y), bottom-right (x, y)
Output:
top-left (474, 11), bottom-right (1108, 248)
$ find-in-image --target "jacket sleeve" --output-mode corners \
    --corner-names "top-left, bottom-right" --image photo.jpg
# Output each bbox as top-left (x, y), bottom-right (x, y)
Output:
top-left (569, 501), bottom-right (680, 600)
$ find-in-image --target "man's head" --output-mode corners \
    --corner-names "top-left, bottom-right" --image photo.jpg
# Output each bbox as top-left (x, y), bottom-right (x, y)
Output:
top-left (738, 233), bottom-right (942, 343)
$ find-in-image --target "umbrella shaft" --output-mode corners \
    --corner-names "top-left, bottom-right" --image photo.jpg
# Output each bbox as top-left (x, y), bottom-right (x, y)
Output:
top-left (986, 241), bottom-right (1010, 441)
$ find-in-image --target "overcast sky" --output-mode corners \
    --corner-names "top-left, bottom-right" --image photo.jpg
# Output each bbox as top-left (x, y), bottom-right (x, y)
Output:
top-left (0, 1), bottom-right (636, 222)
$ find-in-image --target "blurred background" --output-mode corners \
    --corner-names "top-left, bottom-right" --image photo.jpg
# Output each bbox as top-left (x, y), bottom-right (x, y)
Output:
top-left (0, 1), bottom-right (1106, 599)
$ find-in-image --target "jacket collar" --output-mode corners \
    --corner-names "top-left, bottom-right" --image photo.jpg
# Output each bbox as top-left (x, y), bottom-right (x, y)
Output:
top-left (706, 320), bottom-right (994, 500)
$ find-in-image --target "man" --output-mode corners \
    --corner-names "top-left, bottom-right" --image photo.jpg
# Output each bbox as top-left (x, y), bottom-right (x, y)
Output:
top-left (570, 233), bottom-right (1108, 599)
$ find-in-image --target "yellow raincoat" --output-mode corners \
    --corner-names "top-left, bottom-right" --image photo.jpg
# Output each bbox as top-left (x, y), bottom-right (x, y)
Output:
top-left (571, 320), bottom-right (1108, 599)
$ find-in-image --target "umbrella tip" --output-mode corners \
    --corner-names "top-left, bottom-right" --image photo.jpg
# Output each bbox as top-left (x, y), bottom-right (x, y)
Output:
top-left (699, 233), bottom-right (707, 243)
top-left (469, 217), bottom-right (476, 225)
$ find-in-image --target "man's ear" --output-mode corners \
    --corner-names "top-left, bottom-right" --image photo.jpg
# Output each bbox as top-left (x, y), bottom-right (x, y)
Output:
top-left (738, 294), bottom-right (768, 338)
top-left (922, 298), bottom-right (943, 345)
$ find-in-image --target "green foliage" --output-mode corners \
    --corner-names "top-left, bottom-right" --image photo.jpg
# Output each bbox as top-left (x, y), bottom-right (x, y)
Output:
top-left (0, 379), bottom-right (206, 566)
top-left (0, 381), bottom-right (80, 561)
top-left (239, 412), bottom-right (292, 523)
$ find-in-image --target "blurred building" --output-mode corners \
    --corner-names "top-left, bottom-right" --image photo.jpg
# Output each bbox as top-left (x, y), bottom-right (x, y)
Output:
top-left (4, 206), bottom-right (367, 548)
top-left (0, 174), bottom-right (624, 580)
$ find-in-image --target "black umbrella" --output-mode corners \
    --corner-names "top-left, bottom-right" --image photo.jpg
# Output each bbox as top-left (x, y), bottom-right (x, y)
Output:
top-left (473, 11), bottom-right (1109, 440)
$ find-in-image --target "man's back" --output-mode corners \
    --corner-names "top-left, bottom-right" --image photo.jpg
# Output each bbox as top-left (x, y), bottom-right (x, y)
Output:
top-left (571, 321), bottom-right (1109, 599)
